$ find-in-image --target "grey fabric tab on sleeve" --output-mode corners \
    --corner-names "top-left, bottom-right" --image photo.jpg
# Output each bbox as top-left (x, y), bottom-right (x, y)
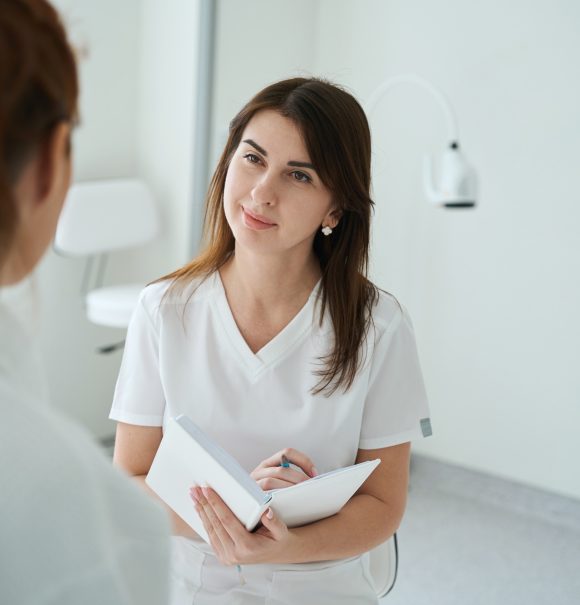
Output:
top-left (420, 418), bottom-right (433, 437)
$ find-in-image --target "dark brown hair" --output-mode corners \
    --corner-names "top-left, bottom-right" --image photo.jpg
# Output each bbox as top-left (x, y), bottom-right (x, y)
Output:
top-left (161, 77), bottom-right (379, 395)
top-left (0, 0), bottom-right (78, 266)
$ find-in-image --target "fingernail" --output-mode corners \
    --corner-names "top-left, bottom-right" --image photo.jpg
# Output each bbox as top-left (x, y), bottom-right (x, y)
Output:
top-left (311, 467), bottom-right (319, 477)
top-left (201, 486), bottom-right (210, 498)
top-left (190, 488), bottom-right (199, 502)
top-left (267, 508), bottom-right (274, 519)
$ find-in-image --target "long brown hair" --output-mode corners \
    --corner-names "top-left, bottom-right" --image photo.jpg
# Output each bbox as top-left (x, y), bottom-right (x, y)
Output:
top-left (162, 77), bottom-right (379, 395)
top-left (0, 0), bottom-right (78, 267)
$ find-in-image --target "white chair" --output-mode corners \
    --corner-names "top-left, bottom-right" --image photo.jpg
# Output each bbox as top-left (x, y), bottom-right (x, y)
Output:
top-left (55, 178), bottom-right (158, 351)
top-left (368, 534), bottom-right (399, 599)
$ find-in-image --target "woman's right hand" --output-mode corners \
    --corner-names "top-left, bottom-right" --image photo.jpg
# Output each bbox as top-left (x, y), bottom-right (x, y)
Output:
top-left (250, 448), bottom-right (318, 490)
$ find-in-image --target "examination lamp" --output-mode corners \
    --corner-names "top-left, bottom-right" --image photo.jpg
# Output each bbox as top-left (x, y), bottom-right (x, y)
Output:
top-left (366, 74), bottom-right (477, 209)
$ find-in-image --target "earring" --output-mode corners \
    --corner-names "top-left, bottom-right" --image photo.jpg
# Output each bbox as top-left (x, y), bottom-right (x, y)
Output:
top-left (321, 225), bottom-right (333, 236)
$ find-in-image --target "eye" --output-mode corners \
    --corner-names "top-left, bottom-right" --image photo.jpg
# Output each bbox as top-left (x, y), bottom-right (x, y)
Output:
top-left (243, 152), bottom-right (261, 165)
top-left (291, 170), bottom-right (312, 184)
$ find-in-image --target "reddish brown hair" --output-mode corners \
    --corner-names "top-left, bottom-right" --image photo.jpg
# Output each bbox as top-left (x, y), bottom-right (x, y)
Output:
top-left (0, 0), bottom-right (78, 266)
top-left (161, 78), bottom-right (379, 395)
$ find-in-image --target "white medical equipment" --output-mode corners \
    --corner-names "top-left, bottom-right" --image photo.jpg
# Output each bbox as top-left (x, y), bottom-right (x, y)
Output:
top-left (366, 73), bottom-right (477, 209)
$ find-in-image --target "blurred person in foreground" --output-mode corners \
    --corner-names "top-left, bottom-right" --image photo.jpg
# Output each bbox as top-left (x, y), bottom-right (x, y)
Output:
top-left (0, 1), bottom-right (170, 603)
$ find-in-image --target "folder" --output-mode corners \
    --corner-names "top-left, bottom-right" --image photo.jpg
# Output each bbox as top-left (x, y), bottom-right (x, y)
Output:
top-left (146, 415), bottom-right (380, 543)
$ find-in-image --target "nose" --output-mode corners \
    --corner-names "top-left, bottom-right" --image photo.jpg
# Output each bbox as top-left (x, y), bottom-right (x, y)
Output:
top-left (251, 172), bottom-right (278, 206)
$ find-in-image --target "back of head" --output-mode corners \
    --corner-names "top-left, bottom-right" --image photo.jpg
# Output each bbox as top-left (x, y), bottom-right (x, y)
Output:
top-left (0, 0), bottom-right (78, 269)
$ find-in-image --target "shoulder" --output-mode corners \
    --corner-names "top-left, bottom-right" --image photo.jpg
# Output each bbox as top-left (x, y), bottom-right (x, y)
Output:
top-left (366, 287), bottom-right (420, 358)
top-left (137, 273), bottom-right (217, 322)
top-left (1, 399), bottom-right (169, 531)
top-left (0, 303), bottom-right (33, 373)
top-left (0, 303), bottom-right (49, 405)
top-left (370, 287), bottom-right (407, 335)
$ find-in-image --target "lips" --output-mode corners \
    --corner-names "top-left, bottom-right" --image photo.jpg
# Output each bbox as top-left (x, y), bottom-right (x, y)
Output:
top-left (242, 206), bottom-right (277, 228)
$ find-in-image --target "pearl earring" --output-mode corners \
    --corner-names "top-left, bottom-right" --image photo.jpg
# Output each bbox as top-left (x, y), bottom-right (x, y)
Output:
top-left (321, 225), bottom-right (333, 236)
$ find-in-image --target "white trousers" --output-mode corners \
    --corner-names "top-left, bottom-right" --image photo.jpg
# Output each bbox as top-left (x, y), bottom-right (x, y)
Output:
top-left (170, 537), bottom-right (379, 605)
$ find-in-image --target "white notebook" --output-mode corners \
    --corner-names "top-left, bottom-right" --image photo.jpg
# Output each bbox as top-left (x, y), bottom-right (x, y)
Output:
top-left (146, 415), bottom-right (380, 543)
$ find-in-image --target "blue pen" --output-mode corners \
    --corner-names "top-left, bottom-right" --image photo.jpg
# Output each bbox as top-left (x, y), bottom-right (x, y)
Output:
top-left (280, 455), bottom-right (290, 468)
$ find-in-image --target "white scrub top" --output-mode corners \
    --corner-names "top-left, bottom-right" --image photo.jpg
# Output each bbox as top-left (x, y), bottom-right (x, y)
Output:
top-left (110, 273), bottom-right (431, 604)
top-left (110, 272), bottom-right (431, 474)
top-left (0, 302), bottom-right (171, 605)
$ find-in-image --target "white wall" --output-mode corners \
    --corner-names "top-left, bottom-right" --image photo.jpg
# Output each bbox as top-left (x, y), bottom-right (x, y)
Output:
top-left (29, 0), bottom-right (200, 440)
top-left (134, 0), bottom-right (200, 277)
top-left (311, 0), bottom-right (580, 500)
top-left (212, 0), bottom-right (319, 166)
top-left (34, 0), bottom-right (142, 440)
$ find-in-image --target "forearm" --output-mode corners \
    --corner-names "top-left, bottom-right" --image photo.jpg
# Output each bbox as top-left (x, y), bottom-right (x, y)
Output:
top-left (133, 475), bottom-right (200, 540)
top-left (273, 493), bottom-right (401, 564)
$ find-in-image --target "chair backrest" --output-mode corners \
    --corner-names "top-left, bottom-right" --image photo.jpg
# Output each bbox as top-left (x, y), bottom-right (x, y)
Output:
top-left (54, 179), bottom-right (158, 256)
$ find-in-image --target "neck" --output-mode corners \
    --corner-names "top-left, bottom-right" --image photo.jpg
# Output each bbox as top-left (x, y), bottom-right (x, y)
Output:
top-left (220, 245), bottom-right (321, 307)
top-left (0, 248), bottom-right (28, 287)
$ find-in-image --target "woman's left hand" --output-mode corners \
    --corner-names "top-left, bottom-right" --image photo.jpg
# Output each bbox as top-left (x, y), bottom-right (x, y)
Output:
top-left (189, 486), bottom-right (293, 565)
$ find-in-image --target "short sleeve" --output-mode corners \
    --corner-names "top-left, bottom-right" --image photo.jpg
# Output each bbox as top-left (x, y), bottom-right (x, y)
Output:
top-left (359, 304), bottom-right (432, 449)
top-left (109, 288), bottom-right (166, 426)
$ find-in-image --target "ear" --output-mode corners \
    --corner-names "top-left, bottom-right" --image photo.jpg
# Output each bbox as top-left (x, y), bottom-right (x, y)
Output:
top-left (35, 122), bottom-right (71, 204)
top-left (324, 207), bottom-right (343, 229)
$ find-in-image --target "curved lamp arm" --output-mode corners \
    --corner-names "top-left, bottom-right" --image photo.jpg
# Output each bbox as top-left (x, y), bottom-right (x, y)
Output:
top-left (366, 73), bottom-right (459, 144)
top-left (365, 74), bottom-right (477, 209)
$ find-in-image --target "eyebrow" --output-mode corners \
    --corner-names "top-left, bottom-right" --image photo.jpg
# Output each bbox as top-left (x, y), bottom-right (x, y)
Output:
top-left (242, 139), bottom-right (316, 171)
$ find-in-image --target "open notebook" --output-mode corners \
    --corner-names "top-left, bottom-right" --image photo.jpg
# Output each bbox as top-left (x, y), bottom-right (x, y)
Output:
top-left (146, 415), bottom-right (380, 543)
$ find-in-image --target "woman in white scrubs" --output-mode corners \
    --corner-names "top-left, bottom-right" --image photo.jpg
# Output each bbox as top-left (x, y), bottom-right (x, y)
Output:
top-left (0, 1), bottom-right (170, 603)
top-left (111, 78), bottom-right (432, 604)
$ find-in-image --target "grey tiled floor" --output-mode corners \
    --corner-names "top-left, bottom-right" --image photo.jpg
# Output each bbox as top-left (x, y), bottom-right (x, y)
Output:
top-left (383, 456), bottom-right (580, 604)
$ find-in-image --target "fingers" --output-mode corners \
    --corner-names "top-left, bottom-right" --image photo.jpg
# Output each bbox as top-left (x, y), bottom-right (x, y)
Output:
top-left (190, 487), bottom-right (228, 559)
top-left (251, 465), bottom-right (311, 489)
top-left (256, 477), bottom-right (296, 491)
top-left (191, 487), bottom-right (291, 566)
top-left (256, 448), bottom-right (318, 478)
top-left (250, 448), bottom-right (318, 491)
top-left (190, 486), bottom-right (245, 547)
top-left (258, 507), bottom-right (288, 541)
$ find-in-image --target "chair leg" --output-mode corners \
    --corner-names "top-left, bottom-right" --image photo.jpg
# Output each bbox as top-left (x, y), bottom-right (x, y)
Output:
top-left (384, 532), bottom-right (399, 597)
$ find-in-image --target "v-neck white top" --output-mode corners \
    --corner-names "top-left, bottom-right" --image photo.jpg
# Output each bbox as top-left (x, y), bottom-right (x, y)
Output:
top-left (110, 273), bottom-right (430, 474)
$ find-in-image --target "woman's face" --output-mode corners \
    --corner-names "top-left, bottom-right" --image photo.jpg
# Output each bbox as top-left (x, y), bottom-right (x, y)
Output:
top-left (223, 110), bottom-right (339, 259)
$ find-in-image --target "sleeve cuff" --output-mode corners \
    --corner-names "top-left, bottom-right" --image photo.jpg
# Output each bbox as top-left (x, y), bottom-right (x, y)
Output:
top-left (359, 421), bottom-right (433, 450)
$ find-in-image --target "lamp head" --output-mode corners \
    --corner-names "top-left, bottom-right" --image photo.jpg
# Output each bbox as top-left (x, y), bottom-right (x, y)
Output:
top-left (424, 142), bottom-right (477, 209)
